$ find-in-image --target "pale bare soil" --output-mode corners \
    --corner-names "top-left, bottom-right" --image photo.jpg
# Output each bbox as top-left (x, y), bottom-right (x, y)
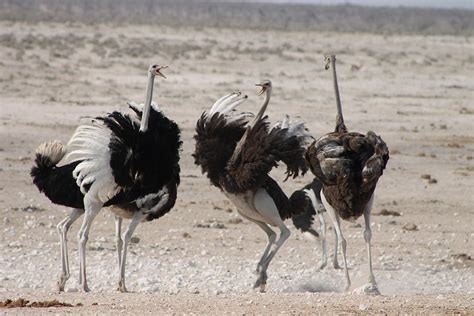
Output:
top-left (0, 21), bottom-right (473, 314)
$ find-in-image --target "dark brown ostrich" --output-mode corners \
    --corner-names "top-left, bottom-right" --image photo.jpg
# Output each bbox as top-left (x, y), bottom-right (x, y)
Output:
top-left (305, 55), bottom-right (389, 294)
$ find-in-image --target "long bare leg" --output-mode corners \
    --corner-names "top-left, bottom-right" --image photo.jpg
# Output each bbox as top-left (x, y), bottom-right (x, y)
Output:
top-left (317, 211), bottom-right (328, 269)
top-left (253, 188), bottom-right (291, 293)
top-left (115, 216), bottom-right (123, 268)
top-left (77, 198), bottom-right (101, 292)
top-left (57, 208), bottom-right (83, 292)
top-left (118, 212), bottom-right (145, 293)
top-left (238, 211), bottom-right (276, 275)
top-left (321, 192), bottom-right (350, 291)
top-left (363, 195), bottom-right (377, 287)
top-left (353, 194), bottom-right (380, 295)
top-left (304, 188), bottom-right (328, 270)
top-left (332, 222), bottom-right (341, 269)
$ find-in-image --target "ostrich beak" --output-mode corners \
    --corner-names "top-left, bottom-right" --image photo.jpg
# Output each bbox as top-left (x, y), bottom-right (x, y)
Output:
top-left (156, 65), bottom-right (168, 79)
top-left (255, 83), bottom-right (266, 96)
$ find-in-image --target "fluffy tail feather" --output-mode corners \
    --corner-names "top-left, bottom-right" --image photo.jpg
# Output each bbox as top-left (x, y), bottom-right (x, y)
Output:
top-left (31, 140), bottom-right (66, 191)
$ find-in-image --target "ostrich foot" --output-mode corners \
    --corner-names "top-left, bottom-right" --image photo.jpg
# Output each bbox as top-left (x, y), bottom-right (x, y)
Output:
top-left (253, 271), bottom-right (267, 293)
top-left (118, 279), bottom-right (128, 293)
top-left (57, 274), bottom-right (69, 293)
top-left (319, 261), bottom-right (327, 270)
top-left (80, 282), bottom-right (90, 293)
top-left (352, 283), bottom-right (381, 295)
top-left (333, 261), bottom-right (341, 269)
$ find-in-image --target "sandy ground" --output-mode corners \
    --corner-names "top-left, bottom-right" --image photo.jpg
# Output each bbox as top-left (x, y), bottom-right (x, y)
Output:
top-left (0, 21), bottom-right (473, 314)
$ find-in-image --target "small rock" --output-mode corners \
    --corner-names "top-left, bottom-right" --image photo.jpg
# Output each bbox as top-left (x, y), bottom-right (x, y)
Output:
top-left (228, 218), bottom-right (243, 224)
top-left (130, 236), bottom-right (140, 244)
top-left (402, 223), bottom-right (418, 231)
top-left (421, 174), bottom-right (431, 180)
top-left (451, 253), bottom-right (472, 262)
top-left (359, 303), bottom-right (369, 311)
top-left (182, 232), bottom-right (191, 238)
top-left (210, 222), bottom-right (225, 229)
top-left (374, 209), bottom-right (401, 216)
top-left (428, 178), bottom-right (438, 184)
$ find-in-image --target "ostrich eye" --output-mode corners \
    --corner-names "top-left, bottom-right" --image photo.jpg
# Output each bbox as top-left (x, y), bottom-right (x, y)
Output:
top-left (152, 65), bottom-right (157, 68)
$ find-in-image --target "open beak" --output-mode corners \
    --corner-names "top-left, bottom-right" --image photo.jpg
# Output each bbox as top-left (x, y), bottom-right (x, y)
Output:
top-left (255, 84), bottom-right (266, 96)
top-left (157, 65), bottom-right (168, 79)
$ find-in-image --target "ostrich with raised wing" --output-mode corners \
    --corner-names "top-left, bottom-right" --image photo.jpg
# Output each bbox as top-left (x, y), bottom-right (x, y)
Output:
top-left (194, 81), bottom-right (312, 292)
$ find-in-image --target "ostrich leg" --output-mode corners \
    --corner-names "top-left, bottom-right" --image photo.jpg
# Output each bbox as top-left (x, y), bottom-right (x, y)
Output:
top-left (253, 188), bottom-right (291, 293)
top-left (115, 216), bottom-right (123, 268)
top-left (352, 194), bottom-right (381, 295)
top-left (57, 208), bottom-right (82, 292)
top-left (305, 188), bottom-right (329, 270)
top-left (363, 194), bottom-right (376, 286)
top-left (332, 226), bottom-right (341, 269)
top-left (77, 199), bottom-right (101, 292)
top-left (316, 211), bottom-right (328, 269)
top-left (241, 215), bottom-right (276, 275)
top-left (118, 212), bottom-right (145, 293)
top-left (321, 192), bottom-right (350, 291)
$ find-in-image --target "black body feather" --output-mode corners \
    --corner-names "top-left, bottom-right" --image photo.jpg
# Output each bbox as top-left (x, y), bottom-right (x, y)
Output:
top-left (291, 178), bottom-right (323, 232)
top-left (31, 106), bottom-right (181, 221)
top-left (100, 106), bottom-right (182, 220)
top-left (30, 154), bottom-right (84, 209)
top-left (194, 112), bottom-right (308, 219)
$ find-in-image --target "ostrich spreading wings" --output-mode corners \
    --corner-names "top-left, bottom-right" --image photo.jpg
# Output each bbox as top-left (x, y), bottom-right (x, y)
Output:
top-left (193, 80), bottom-right (312, 292)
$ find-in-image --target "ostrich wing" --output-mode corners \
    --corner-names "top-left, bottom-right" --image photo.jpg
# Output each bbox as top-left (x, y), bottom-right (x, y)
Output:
top-left (306, 130), bottom-right (389, 219)
top-left (99, 110), bottom-right (181, 204)
top-left (224, 116), bottom-right (309, 193)
top-left (361, 131), bottom-right (389, 190)
top-left (193, 112), bottom-right (247, 188)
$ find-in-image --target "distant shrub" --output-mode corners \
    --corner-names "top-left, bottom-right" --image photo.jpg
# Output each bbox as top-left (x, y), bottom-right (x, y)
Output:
top-left (0, 1), bottom-right (472, 36)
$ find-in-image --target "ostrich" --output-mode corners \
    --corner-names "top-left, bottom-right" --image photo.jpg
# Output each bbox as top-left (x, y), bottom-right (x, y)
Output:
top-left (193, 80), bottom-right (312, 292)
top-left (305, 55), bottom-right (389, 294)
top-left (30, 64), bottom-right (181, 292)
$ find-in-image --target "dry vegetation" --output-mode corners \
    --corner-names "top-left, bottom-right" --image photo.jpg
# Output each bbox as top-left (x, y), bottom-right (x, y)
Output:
top-left (0, 0), bottom-right (473, 35)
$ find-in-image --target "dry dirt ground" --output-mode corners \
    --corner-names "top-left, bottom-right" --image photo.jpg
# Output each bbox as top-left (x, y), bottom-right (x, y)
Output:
top-left (0, 21), bottom-right (473, 314)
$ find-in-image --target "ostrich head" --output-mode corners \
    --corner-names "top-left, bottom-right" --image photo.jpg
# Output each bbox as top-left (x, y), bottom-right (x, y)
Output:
top-left (149, 64), bottom-right (168, 79)
top-left (256, 79), bottom-right (272, 96)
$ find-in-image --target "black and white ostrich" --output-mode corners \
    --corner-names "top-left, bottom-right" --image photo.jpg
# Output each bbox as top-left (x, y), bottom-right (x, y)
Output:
top-left (305, 55), bottom-right (389, 294)
top-left (193, 80), bottom-right (312, 292)
top-left (30, 64), bottom-right (181, 292)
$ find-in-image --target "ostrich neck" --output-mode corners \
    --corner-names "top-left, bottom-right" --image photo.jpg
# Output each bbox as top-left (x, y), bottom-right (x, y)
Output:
top-left (331, 58), bottom-right (345, 132)
top-left (139, 72), bottom-right (155, 132)
top-left (231, 88), bottom-right (272, 163)
top-left (252, 88), bottom-right (271, 127)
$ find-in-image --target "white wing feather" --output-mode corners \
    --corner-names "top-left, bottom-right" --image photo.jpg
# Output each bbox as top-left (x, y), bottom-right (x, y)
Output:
top-left (64, 121), bottom-right (120, 203)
